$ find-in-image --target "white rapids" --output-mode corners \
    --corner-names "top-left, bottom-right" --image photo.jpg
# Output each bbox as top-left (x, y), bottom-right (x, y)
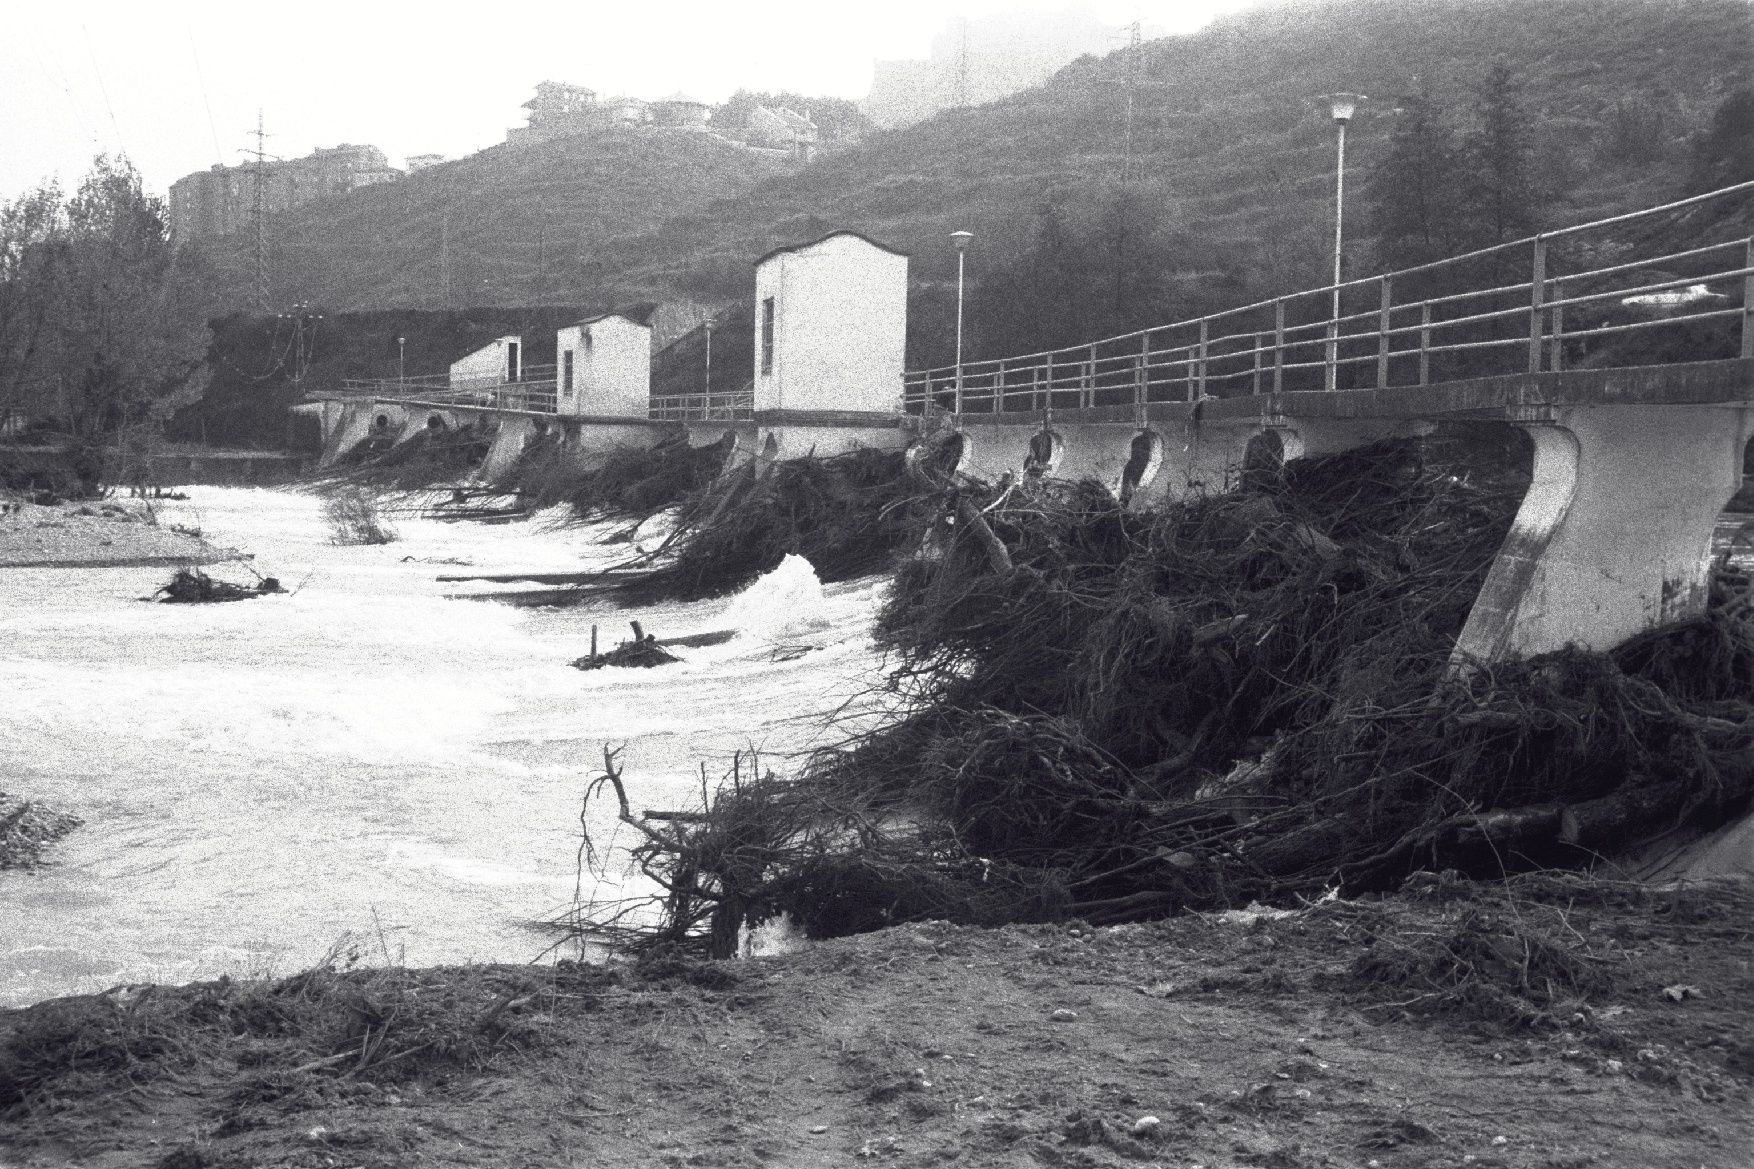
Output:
top-left (0, 488), bottom-right (891, 1008)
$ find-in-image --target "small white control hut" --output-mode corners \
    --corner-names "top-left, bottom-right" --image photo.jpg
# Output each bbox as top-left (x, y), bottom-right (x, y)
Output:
top-left (555, 312), bottom-right (652, 417)
top-left (752, 231), bottom-right (908, 415)
top-left (449, 336), bottom-right (521, 390)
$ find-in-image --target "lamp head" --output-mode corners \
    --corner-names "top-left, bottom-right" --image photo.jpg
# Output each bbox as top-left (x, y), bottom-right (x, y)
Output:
top-left (950, 230), bottom-right (973, 252)
top-left (1324, 93), bottom-right (1366, 123)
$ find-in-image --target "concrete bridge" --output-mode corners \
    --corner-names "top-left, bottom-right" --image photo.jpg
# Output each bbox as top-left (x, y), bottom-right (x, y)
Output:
top-left (305, 182), bottom-right (1754, 663)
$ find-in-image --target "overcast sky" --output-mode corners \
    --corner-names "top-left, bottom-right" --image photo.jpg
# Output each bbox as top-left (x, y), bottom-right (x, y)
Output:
top-left (4, 0), bottom-right (1255, 204)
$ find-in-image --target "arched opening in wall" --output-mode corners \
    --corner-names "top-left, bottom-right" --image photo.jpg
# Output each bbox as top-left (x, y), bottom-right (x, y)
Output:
top-left (425, 414), bottom-right (448, 431)
top-left (911, 430), bottom-right (967, 483)
top-left (761, 432), bottom-right (780, 459)
top-left (1721, 434), bottom-right (1754, 564)
top-left (1025, 429), bottom-right (1063, 477)
top-left (1119, 430), bottom-right (1164, 505)
top-left (372, 414), bottom-right (390, 430)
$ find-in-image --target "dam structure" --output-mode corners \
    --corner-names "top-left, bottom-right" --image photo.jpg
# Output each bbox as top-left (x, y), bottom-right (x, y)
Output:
top-left (305, 183), bottom-right (1754, 662)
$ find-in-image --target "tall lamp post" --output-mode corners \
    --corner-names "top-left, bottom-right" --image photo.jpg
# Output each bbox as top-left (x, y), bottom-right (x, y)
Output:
top-left (396, 335), bottom-right (406, 383)
top-left (950, 230), bottom-right (973, 412)
top-left (703, 316), bottom-right (716, 401)
top-left (1322, 93), bottom-right (1364, 390)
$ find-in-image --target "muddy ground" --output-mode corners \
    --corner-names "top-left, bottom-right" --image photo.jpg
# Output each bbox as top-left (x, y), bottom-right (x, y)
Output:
top-left (1, 872), bottom-right (1750, 1168)
top-left (0, 498), bottom-right (234, 568)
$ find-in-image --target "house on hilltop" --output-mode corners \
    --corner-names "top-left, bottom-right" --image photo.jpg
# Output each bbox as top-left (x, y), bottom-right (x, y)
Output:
top-left (651, 93), bottom-right (712, 129)
top-left (747, 106), bottom-right (818, 161)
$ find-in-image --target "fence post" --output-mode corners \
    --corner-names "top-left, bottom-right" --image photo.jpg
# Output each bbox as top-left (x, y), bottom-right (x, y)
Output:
top-left (1419, 302), bottom-right (1432, 386)
top-left (1550, 278), bottom-right (1566, 373)
top-left (1036, 362), bottom-right (1047, 414)
top-left (1139, 331), bottom-right (1151, 407)
top-left (1377, 275), bottom-right (1392, 389)
top-left (1273, 300), bottom-right (1285, 395)
top-left (1325, 290), bottom-right (1338, 392)
top-left (1196, 319), bottom-right (1209, 400)
top-left (1528, 235), bottom-right (1546, 374)
top-left (1085, 344), bottom-right (1097, 409)
top-left (1743, 239), bottom-right (1754, 360)
top-left (1252, 332), bottom-right (1263, 396)
top-left (992, 360), bottom-right (1005, 416)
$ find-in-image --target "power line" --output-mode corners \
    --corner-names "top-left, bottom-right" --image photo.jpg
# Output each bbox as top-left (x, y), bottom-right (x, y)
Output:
top-left (188, 37), bottom-right (225, 167)
top-left (80, 24), bottom-right (128, 159)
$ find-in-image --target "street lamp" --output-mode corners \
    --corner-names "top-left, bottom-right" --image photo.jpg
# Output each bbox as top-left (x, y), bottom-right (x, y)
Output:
top-left (950, 230), bottom-right (973, 412)
top-left (1321, 93), bottom-right (1364, 390)
top-left (396, 335), bottom-right (406, 383)
top-left (703, 316), bottom-right (716, 399)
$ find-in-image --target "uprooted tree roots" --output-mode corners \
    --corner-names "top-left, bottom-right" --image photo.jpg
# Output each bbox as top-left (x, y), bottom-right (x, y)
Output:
top-left (567, 437), bottom-right (1754, 956)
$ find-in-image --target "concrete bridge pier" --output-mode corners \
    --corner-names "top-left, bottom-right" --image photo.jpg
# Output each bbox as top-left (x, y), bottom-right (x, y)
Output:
top-left (477, 416), bottom-right (539, 483)
top-left (317, 402), bottom-right (377, 467)
top-left (1454, 404), bottom-right (1754, 662)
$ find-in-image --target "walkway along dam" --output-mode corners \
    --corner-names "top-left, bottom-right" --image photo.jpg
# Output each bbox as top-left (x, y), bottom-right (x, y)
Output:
top-left (303, 179), bottom-right (1754, 664)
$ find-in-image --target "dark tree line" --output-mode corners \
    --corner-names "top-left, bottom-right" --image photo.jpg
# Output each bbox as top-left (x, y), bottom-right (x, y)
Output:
top-left (0, 156), bottom-right (211, 467)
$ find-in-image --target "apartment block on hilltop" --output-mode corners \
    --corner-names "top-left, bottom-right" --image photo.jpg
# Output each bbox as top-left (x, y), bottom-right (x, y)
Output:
top-left (169, 144), bottom-right (400, 242)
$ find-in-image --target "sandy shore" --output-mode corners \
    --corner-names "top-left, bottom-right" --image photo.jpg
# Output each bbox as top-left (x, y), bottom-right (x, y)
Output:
top-left (0, 498), bottom-right (240, 568)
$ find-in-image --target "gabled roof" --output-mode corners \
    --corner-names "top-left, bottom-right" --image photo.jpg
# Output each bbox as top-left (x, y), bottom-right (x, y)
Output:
top-left (755, 230), bottom-right (910, 269)
top-left (573, 308), bottom-right (654, 329)
top-left (755, 106), bottom-right (816, 130)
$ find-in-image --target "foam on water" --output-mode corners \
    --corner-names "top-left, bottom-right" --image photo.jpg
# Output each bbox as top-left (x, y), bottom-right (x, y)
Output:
top-left (0, 488), bottom-right (888, 1006)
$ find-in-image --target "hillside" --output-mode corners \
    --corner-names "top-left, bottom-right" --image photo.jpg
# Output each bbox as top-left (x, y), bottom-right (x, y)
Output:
top-left (592, 0), bottom-right (1751, 303)
top-left (188, 129), bottom-right (787, 314)
top-left (192, 0), bottom-right (1751, 366)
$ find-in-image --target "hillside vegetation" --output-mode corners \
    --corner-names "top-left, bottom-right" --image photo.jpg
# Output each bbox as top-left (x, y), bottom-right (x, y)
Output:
top-left (191, 0), bottom-right (1751, 368)
top-left (189, 130), bottom-right (784, 314)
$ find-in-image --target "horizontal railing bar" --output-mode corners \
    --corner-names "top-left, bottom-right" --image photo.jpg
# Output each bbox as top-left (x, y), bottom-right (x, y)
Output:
top-left (1556, 305), bottom-right (1744, 342)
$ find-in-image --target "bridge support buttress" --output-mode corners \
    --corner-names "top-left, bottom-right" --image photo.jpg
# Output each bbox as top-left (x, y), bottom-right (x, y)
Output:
top-left (1453, 405), bottom-right (1754, 662)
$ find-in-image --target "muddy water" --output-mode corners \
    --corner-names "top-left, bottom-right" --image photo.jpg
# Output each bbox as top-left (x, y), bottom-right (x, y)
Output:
top-left (0, 489), bottom-right (889, 1007)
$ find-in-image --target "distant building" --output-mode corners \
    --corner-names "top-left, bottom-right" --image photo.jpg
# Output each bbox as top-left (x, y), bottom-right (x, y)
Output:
top-left (507, 80), bottom-right (609, 146)
top-left (650, 93), bottom-right (712, 129)
top-left (601, 96), bottom-right (650, 126)
top-left (168, 143), bottom-right (401, 242)
top-left (405, 153), bottom-right (447, 172)
top-left (450, 336), bottom-right (523, 391)
top-left (753, 231), bottom-right (908, 417)
top-left (747, 106), bottom-right (819, 160)
top-left (555, 312), bottom-right (652, 417)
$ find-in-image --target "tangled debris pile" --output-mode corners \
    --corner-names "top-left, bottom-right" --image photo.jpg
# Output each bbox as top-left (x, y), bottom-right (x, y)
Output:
top-left (573, 436), bottom-right (1754, 955)
top-left (626, 448), bottom-right (925, 602)
top-left (0, 795), bottom-right (80, 870)
top-left (151, 568), bottom-right (285, 604)
top-left (571, 622), bottom-right (681, 671)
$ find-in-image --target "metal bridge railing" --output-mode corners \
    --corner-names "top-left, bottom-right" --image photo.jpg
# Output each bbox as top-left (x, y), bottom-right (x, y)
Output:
top-left (649, 387), bottom-right (755, 422)
top-left (334, 370), bottom-right (560, 414)
top-left (904, 179), bottom-right (1754, 416)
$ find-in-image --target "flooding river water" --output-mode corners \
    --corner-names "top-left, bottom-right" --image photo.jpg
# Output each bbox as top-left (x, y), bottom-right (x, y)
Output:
top-left (0, 488), bottom-right (887, 1007)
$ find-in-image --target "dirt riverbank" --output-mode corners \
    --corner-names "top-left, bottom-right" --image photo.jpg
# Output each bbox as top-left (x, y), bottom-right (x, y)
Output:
top-left (0, 498), bottom-right (238, 568)
top-left (1, 872), bottom-right (1749, 1168)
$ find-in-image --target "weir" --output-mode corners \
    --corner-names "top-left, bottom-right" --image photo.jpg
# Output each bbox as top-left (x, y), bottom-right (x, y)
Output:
top-left (300, 181), bottom-right (1754, 663)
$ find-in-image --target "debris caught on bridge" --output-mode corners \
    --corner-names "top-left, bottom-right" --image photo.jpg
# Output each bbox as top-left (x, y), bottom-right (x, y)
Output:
top-left (563, 435), bottom-right (1754, 956)
top-left (624, 447), bottom-right (925, 602)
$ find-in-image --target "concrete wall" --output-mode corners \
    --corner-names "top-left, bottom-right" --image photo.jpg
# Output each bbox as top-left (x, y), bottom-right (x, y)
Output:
top-left (556, 316), bottom-right (651, 417)
top-left (761, 423), bottom-right (906, 461)
top-left (450, 337), bottom-right (520, 390)
top-left (754, 232), bottom-right (908, 415)
top-left (1454, 404), bottom-right (1754, 661)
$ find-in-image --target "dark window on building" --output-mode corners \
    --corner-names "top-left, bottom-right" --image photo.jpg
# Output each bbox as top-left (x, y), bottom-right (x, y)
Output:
top-left (506, 341), bottom-right (520, 381)
top-left (562, 349), bottom-right (574, 392)
top-left (761, 297), bottom-right (775, 376)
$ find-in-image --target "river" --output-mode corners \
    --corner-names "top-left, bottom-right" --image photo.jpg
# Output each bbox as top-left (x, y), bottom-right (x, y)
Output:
top-left (0, 488), bottom-right (889, 1007)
